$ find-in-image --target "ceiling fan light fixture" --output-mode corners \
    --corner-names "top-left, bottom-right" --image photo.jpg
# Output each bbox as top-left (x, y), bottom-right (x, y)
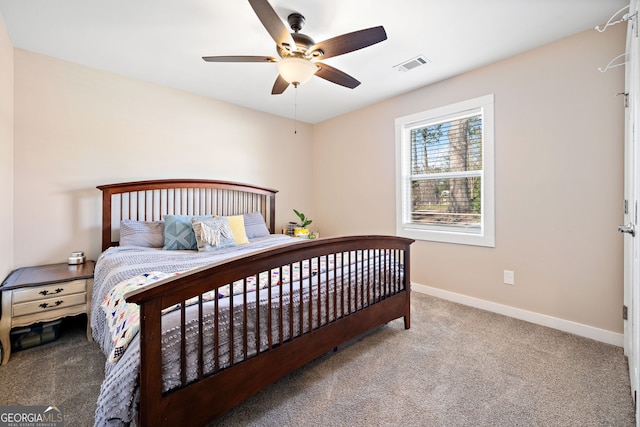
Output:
top-left (277, 57), bottom-right (318, 86)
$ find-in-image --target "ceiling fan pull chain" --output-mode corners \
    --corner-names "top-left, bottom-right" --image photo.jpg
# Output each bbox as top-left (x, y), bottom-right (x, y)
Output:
top-left (294, 83), bottom-right (298, 134)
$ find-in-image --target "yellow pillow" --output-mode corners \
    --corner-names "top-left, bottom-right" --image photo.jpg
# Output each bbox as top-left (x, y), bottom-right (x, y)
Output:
top-left (226, 215), bottom-right (249, 245)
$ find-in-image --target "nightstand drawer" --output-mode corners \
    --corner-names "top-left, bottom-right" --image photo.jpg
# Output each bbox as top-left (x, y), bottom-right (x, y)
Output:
top-left (12, 292), bottom-right (86, 317)
top-left (12, 280), bottom-right (86, 304)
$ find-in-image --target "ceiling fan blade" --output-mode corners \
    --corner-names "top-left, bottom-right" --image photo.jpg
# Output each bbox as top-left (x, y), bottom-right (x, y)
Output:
top-left (310, 26), bottom-right (387, 60)
top-left (248, 0), bottom-right (296, 51)
top-left (271, 74), bottom-right (290, 94)
top-left (202, 55), bottom-right (277, 63)
top-left (315, 62), bottom-right (361, 89)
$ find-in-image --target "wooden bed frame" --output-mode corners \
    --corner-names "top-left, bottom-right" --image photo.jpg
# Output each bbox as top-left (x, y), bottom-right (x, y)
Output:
top-left (97, 179), bottom-right (413, 426)
top-left (98, 178), bottom-right (277, 251)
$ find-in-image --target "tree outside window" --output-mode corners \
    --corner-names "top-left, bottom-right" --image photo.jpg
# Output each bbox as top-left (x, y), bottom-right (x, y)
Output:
top-left (396, 95), bottom-right (495, 247)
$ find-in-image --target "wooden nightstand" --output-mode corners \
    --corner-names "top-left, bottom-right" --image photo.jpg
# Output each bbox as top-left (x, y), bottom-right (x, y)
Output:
top-left (0, 261), bottom-right (95, 365)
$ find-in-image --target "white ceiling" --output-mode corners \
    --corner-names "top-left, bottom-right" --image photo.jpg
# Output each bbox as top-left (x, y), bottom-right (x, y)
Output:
top-left (0, 0), bottom-right (629, 124)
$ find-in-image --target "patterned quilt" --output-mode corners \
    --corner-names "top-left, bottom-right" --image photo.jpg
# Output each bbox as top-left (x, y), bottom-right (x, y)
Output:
top-left (93, 236), bottom-right (397, 427)
top-left (93, 234), bottom-right (301, 426)
top-left (100, 251), bottom-right (363, 363)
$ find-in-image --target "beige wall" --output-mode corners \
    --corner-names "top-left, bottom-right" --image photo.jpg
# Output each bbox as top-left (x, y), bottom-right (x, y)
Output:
top-left (12, 50), bottom-right (313, 266)
top-left (0, 15), bottom-right (13, 280)
top-left (313, 26), bottom-right (626, 334)
top-left (5, 21), bottom-right (627, 336)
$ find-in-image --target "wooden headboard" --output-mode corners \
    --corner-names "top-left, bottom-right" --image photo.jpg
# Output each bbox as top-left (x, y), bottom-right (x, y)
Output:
top-left (97, 179), bottom-right (278, 251)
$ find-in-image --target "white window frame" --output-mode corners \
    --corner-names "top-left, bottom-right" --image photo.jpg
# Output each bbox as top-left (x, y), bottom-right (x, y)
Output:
top-left (395, 94), bottom-right (495, 247)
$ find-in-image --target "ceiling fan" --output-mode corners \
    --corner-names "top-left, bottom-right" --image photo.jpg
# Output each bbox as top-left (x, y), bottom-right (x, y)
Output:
top-left (202, 0), bottom-right (387, 95)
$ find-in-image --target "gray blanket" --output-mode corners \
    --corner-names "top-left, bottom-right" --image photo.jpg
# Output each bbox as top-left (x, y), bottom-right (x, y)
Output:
top-left (92, 235), bottom-right (300, 427)
top-left (92, 236), bottom-right (395, 426)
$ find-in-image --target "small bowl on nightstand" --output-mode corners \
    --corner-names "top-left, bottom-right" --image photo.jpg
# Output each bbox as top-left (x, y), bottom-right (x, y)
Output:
top-left (68, 251), bottom-right (86, 265)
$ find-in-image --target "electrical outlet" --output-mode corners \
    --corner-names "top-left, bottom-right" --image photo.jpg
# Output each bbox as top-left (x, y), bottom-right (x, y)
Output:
top-left (504, 270), bottom-right (515, 285)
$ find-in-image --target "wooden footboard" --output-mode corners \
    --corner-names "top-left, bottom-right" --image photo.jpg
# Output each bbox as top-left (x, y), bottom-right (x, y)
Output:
top-left (125, 235), bottom-right (413, 426)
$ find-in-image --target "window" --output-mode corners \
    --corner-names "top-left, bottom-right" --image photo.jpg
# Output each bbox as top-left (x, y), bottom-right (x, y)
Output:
top-left (395, 94), bottom-right (495, 247)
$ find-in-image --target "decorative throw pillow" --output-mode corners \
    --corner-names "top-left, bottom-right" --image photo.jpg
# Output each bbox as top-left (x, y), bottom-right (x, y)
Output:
top-left (191, 217), bottom-right (236, 251)
top-left (162, 214), bottom-right (212, 250)
top-left (225, 215), bottom-right (250, 245)
top-left (243, 212), bottom-right (270, 239)
top-left (119, 219), bottom-right (165, 248)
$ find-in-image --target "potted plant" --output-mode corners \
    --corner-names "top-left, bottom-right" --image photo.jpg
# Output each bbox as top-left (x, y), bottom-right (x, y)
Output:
top-left (293, 209), bottom-right (312, 238)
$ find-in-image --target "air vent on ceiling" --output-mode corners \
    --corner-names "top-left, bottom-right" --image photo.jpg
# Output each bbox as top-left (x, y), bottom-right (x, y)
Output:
top-left (393, 55), bottom-right (431, 72)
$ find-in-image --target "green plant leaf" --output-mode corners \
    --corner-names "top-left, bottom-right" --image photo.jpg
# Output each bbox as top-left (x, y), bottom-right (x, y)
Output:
top-left (293, 209), bottom-right (312, 228)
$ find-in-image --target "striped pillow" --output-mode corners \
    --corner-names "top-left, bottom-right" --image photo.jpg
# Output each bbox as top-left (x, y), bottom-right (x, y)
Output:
top-left (119, 219), bottom-right (164, 248)
top-left (243, 212), bottom-right (270, 239)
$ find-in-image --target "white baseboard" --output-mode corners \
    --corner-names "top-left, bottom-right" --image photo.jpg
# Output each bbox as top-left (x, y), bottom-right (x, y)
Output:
top-left (411, 283), bottom-right (624, 347)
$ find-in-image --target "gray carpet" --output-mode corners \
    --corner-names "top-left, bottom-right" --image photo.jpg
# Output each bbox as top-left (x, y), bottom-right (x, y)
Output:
top-left (0, 293), bottom-right (635, 427)
top-left (0, 315), bottom-right (104, 425)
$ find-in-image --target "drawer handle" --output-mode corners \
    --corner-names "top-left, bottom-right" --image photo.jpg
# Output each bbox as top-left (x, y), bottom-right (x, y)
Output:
top-left (39, 288), bottom-right (64, 296)
top-left (39, 300), bottom-right (63, 309)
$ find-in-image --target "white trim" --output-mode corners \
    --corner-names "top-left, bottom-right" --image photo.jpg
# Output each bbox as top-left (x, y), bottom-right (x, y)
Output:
top-left (411, 282), bottom-right (624, 347)
top-left (395, 94), bottom-right (495, 247)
